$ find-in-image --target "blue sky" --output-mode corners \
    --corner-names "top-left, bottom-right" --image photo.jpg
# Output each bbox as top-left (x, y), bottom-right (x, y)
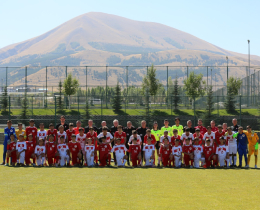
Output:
top-left (1, 0), bottom-right (259, 56)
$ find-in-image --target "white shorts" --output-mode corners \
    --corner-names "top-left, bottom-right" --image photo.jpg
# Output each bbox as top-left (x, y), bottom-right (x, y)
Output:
top-left (218, 154), bottom-right (227, 167)
top-left (228, 144), bottom-right (237, 154)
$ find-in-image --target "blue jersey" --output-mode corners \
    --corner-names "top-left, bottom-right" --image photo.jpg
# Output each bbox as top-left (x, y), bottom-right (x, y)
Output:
top-left (4, 127), bottom-right (16, 144)
top-left (237, 133), bottom-right (247, 149)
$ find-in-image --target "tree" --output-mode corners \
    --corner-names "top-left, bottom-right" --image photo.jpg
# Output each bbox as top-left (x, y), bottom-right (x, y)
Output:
top-left (203, 85), bottom-right (215, 126)
top-left (111, 81), bottom-right (123, 112)
top-left (63, 73), bottom-right (79, 109)
top-left (83, 100), bottom-right (92, 127)
top-left (0, 86), bottom-right (8, 114)
top-left (20, 95), bottom-right (29, 124)
top-left (225, 77), bottom-right (242, 113)
top-left (57, 80), bottom-right (64, 113)
top-left (142, 64), bottom-right (162, 96)
top-left (172, 77), bottom-right (181, 110)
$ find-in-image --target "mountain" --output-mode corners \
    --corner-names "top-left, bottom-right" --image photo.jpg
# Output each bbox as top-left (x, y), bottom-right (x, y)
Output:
top-left (0, 12), bottom-right (259, 88)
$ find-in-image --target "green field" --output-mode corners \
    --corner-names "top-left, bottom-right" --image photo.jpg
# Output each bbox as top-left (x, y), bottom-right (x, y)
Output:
top-left (0, 145), bottom-right (260, 209)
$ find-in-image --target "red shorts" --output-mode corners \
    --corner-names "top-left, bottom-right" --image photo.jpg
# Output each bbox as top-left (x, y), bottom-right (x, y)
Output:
top-left (205, 156), bottom-right (214, 167)
top-left (99, 153), bottom-right (110, 166)
top-left (71, 153), bottom-right (80, 165)
top-left (25, 151), bottom-right (34, 165)
top-left (162, 155), bottom-right (170, 167)
top-left (184, 155), bottom-right (192, 166)
top-left (10, 151), bottom-right (17, 163)
top-left (131, 155), bottom-right (139, 167)
top-left (47, 155), bottom-right (55, 165)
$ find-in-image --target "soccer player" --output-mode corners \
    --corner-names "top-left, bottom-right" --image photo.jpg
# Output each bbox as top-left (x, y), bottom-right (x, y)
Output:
top-left (25, 134), bottom-right (36, 166)
top-left (84, 138), bottom-right (95, 167)
top-left (194, 119), bottom-right (207, 135)
top-left (57, 136), bottom-right (70, 167)
top-left (144, 129), bottom-right (156, 145)
top-left (172, 117), bottom-right (184, 136)
top-left (35, 139), bottom-right (45, 167)
top-left (114, 125), bottom-right (126, 145)
top-left (193, 128), bottom-right (204, 146)
top-left (182, 138), bottom-right (194, 168)
top-left (47, 123), bottom-right (57, 143)
top-left (111, 138), bottom-right (128, 167)
top-left (128, 130), bottom-right (142, 145)
top-left (193, 137), bottom-right (205, 168)
top-left (124, 121), bottom-right (136, 166)
top-left (225, 127), bottom-right (237, 167)
top-left (181, 128), bottom-right (194, 145)
top-left (97, 126), bottom-right (114, 144)
top-left (45, 134), bottom-right (57, 166)
top-left (15, 123), bottom-right (26, 139)
top-left (151, 122), bottom-right (161, 159)
top-left (25, 119), bottom-right (38, 145)
top-left (214, 125), bottom-right (226, 166)
top-left (142, 137), bottom-right (155, 167)
top-left (56, 115), bottom-right (69, 131)
top-left (5, 134), bottom-right (17, 166)
top-left (216, 137), bottom-right (229, 168)
top-left (236, 127), bottom-right (248, 168)
top-left (244, 125), bottom-right (259, 168)
top-left (210, 120), bottom-right (218, 132)
top-left (2, 120), bottom-right (16, 165)
top-left (16, 134), bottom-right (27, 166)
top-left (37, 123), bottom-right (47, 145)
top-left (68, 134), bottom-right (82, 166)
top-left (57, 125), bottom-right (67, 144)
top-left (129, 138), bottom-right (141, 167)
top-left (73, 120), bottom-right (83, 135)
top-left (203, 139), bottom-right (216, 168)
top-left (66, 123), bottom-right (76, 143)
top-left (84, 119), bottom-right (98, 134)
top-left (171, 129), bottom-right (182, 146)
top-left (203, 126), bottom-right (215, 146)
top-left (222, 123), bottom-right (228, 133)
top-left (76, 128), bottom-right (87, 166)
top-left (160, 130), bottom-right (171, 144)
top-left (159, 138), bottom-right (172, 167)
top-left (86, 127), bottom-right (98, 165)
top-left (171, 139), bottom-right (182, 168)
top-left (97, 136), bottom-right (112, 167)
top-left (161, 119), bottom-right (173, 137)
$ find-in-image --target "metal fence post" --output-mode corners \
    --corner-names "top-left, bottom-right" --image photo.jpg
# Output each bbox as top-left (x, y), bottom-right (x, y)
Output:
top-left (6, 67), bottom-right (8, 87)
top-left (54, 96), bottom-right (57, 127)
top-left (106, 66), bottom-right (108, 108)
top-left (170, 96), bottom-right (172, 117)
top-left (193, 96), bottom-right (196, 126)
top-left (8, 95), bottom-right (10, 120)
top-left (217, 95), bottom-right (219, 118)
top-left (78, 95), bottom-right (80, 120)
top-left (239, 95), bottom-right (242, 126)
top-left (101, 94), bottom-right (103, 122)
top-left (45, 66), bottom-right (47, 108)
top-left (32, 96), bottom-right (34, 117)
top-left (126, 66), bottom-right (128, 95)
top-left (207, 66), bottom-right (208, 89)
top-left (86, 66), bottom-right (88, 95)
top-left (167, 66), bottom-right (168, 102)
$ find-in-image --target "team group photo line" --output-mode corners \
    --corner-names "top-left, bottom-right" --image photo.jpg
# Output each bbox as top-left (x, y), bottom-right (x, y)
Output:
top-left (2, 116), bottom-right (259, 169)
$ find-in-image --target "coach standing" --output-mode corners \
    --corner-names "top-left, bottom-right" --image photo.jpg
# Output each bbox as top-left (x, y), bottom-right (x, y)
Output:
top-left (186, 120), bottom-right (195, 134)
top-left (56, 115), bottom-right (69, 131)
top-left (136, 120), bottom-right (148, 163)
top-left (231, 118), bottom-right (240, 132)
top-left (110, 119), bottom-right (119, 165)
top-left (124, 121), bottom-right (136, 165)
top-left (84, 119), bottom-right (98, 134)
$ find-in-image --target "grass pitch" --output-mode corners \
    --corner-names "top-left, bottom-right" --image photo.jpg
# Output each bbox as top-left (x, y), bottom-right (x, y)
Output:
top-left (0, 145), bottom-right (260, 210)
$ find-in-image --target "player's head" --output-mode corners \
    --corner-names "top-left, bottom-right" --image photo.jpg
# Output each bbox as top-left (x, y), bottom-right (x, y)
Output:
top-left (39, 138), bottom-right (44, 146)
top-left (219, 136), bottom-right (225, 145)
top-left (175, 117), bottom-right (180, 125)
top-left (7, 120), bottom-right (12, 127)
top-left (29, 119), bottom-right (35, 127)
top-left (153, 121), bottom-right (158, 130)
top-left (195, 128), bottom-right (200, 134)
top-left (238, 126), bottom-right (243, 134)
top-left (206, 138), bottom-right (211, 146)
top-left (59, 125), bottom-right (64, 132)
top-left (118, 125), bottom-right (123, 132)
top-left (185, 138), bottom-right (190, 145)
top-left (185, 128), bottom-right (190, 134)
top-left (164, 130), bottom-right (168, 137)
top-left (246, 125), bottom-right (251, 132)
top-left (101, 121), bottom-right (107, 127)
top-left (19, 134), bottom-right (24, 141)
top-left (194, 137), bottom-right (199, 145)
top-left (187, 120), bottom-right (192, 128)
top-left (217, 125), bottom-right (223, 132)
top-left (60, 136), bottom-right (65, 144)
top-left (102, 126), bottom-right (108, 134)
top-left (173, 129), bottom-right (178, 136)
top-left (227, 127), bottom-right (232, 134)
top-left (132, 137), bottom-right (137, 144)
top-left (147, 137), bottom-right (152, 144)
top-left (127, 121), bottom-right (132, 128)
top-left (146, 129), bottom-right (151, 136)
top-left (18, 123), bottom-right (23, 130)
top-left (175, 139), bottom-right (179, 146)
top-left (49, 134), bottom-right (54, 142)
top-left (210, 120), bottom-right (215, 128)
top-left (69, 123), bottom-right (74, 129)
top-left (141, 120), bottom-right (146, 128)
top-left (101, 136), bottom-right (106, 143)
top-left (76, 120), bottom-right (81, 128)
top-left (49, 123), bottom-right (54, 129)
top-left (88, 119), bottom-right (93, 126)
top-left (164, 119), bottom-right (169, 126)
top-left (222, 123), bottom-right (227, 130)
top-left (116, 138), bottom-right (121, 145)
top-left (28, 133), bottom-right (33, 141)
top-left (207, 126), bottom-right (211, 132)
top-left (10, 133), bottom-right (15, 141)
top-left (79, 127), bottom-right (84, 134)
top-left (71, 134), bottom-right (76, 141)
top-left (163, 137), bottom-right (169, 145)
top-left (39, 123), bottom-right (44, 130)
top-left (198, 119), bottom-right (203, 126)
top-left (132, 130), bottom-right (137, 137)
top-left (60, 115), bottom-right (66, 123)
top-left (87, 138), bottom-right (92, 144)
top-left (113, 119), bottom-right (119, 127)
top-left (89, 127), bottom-right (94, 133)
top-left (232, 118), bottom-right (237, 126)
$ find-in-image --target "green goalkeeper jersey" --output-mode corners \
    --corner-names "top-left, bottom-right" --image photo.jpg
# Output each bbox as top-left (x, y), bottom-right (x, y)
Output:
top-left (172, 125), bottom-right (184, 136)
top-left (151, 129), bottom-right (161, 141)
top-left (160, 126), bottom-right (173, 137)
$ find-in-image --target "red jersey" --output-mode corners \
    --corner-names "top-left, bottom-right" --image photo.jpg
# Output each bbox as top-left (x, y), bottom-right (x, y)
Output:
top-left (159, 145), bottom-right (172, 157)
top-left (182, 145), bottom-right (194, 156)
top-left (68, 141), bottom-right (81, 154)
top-left (46, 142), bottom-right (57, 156)
top-left (86, 132), bottom-right (97, 144)
top-left (7, 141), bottom-right (16, 151)
top-left (66, 129), bottom-right (75, 142)
top-left (211, 127), bottom-right (218, 133)
top-left (144, 134), bottom-right (156, 144)
top-left (171, 135), bottom-right (182, 145)
top-left (128, 145), bottom-right (141, 157)
top-left (47, 129), bottom-right (57, 141)
top-left (73, 127), bottom-right (84, 135)
top-left (194, 126), bottom-right (207, 135)
top-left (193, 133), bottom-right (204, 145)
top-left (97, 143), bottom-right (112, 155)
top-left (25, 126), bottom-right (38, 143)
top-left (215, 131), bottom-right (225, 145)
top-left (26, 141), bottom-right (35, 154)
top-left (114, 131), bottom-right (126, 144)
top-left (203, 146), bottom-right (214, 158)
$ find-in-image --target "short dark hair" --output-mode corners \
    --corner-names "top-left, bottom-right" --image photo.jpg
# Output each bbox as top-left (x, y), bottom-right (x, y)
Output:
top-left (175, 117), bottom-right (180, 122)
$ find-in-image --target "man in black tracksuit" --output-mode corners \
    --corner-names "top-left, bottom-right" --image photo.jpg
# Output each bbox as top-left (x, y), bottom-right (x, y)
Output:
top-left (110, 119), bottom-right (119, 165)
top-left (124, 121), bottom-right (136, 165)
top-left (136, 120), bottom-right (148, 164)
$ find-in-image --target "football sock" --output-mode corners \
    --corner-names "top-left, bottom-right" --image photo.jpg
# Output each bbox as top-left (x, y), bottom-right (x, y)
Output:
top-left (191, 160), bottom-right (194, 166)
top-left (33, 158), bottom-right (36, 164)
top-left (6, 157), bottom-right (9, 164)
top-left (42, 157), bottom-right (45, 165)
top-left (158, 157), bottom-right (161, 165)
top-left (226, 159), bottom-right (230, 166)
top-left (248, 155), bottom-right (251, 166)
top-left (108, 154), bottom-right (111, 165)
top-left (123, 159), bottom-right (127, 165)
top-left (234, 156), bottom-right (237, 166)
top-left (255, 156), bottom-right (257, 166)
top-left (229, 157), bottom-right (232, 165)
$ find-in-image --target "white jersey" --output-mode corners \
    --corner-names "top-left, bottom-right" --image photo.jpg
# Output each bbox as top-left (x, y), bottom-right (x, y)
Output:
top-left (181, 133), bottom-right (194, 141)
top-left (216, 145), bottom-right (229, 156)
top-left (37, 130), bottom-right (47, 140)
top-left (129, 135), bottom-right (142, 145)
top-left (203, 132), bottom-right (215, 146)
top-left (57, 144), bottom-right (69, 156)
top-left (142, 144), bottom-right (155, 156)
top-left (172, 145), bottom-right (182, 156)
top-left (111, 145), bottom-right (127, 156)
top-left (160, 135), bottom-right (171, 143)
top-left (97, 132), bottom-right (113, 143)
top-left (224, 132), bottom-right (236, 145)
top-left (76, 134), bottom-right (87, 149)
top-left (35, 145), bottom-right (45, 155)
top-left (84, 145), bottom-right (95, 156)
top-left (16, 141), bottom-right (27, 152)
top-left (193, 145), bottom-right (204, 158)
top-left (57, 131), bottom-right (67, 144)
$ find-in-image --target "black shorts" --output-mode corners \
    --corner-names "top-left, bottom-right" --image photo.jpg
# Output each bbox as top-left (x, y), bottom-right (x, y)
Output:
top-left (155, 141), bottom-right (160, 150)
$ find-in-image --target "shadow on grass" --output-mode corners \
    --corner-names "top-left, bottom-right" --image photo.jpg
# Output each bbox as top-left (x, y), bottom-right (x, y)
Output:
top-left (113, 110), bottom-right (129, 115)
top-left (173, 109), bottom-right (190, 116)
top-left (152, 110), bottom-right (169, 116)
